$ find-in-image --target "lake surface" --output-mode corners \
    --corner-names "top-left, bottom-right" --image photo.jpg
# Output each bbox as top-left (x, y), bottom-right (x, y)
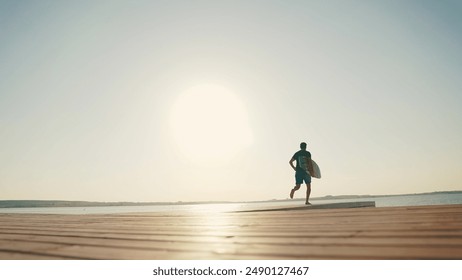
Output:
top-left (1, 192), bottom-right (461, 215)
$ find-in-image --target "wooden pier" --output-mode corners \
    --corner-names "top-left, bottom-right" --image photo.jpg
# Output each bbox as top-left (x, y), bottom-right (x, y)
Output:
top-left (0, 203), bottom-right (461, 259)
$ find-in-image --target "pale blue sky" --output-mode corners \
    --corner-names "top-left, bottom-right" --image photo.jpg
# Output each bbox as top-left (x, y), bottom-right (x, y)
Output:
top-left (1, 0), bottom-right (461, 202)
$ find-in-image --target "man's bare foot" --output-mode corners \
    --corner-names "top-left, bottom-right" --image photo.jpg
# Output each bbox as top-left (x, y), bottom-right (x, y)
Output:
top-left (290, 188), bottom-right (295, 199)
top-left (305, 202), bottom-right (312, 205)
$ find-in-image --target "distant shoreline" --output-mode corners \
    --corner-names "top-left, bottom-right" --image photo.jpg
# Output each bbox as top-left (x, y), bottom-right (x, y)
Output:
top-left (1, 191), bottom-right (461, 209)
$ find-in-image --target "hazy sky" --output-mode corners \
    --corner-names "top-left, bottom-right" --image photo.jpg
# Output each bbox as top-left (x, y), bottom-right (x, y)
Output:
top-left (1, 0), bottom-right (461, 202)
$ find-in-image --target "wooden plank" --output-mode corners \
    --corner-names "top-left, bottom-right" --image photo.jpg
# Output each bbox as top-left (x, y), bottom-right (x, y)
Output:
top-left (0, 240), bottom-right (85, 260)
top-left (238, 201), bottom-right (376, 212)
top-left (1, 227), bottom-right (461, 241)
top-left (2, 209), bottom-right (461, 225)
top-left (0, 230), bottom-right (461, 250)
top-left (2, 221), bottom-right (460, 233)
top-left (0, 251), bottom-right (74, 260)
top-left (1, 234), bottom-right (460, 260)
top-left (0, 239), bottom-right (269, 260)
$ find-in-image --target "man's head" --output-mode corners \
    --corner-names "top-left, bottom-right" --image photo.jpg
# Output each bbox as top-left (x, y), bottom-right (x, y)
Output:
top-left (300, 142), bottom-right (307, 150)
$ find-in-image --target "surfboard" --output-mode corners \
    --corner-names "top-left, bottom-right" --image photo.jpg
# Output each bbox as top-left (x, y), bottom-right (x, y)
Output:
top-left (310, 159), bottom-right (321, 179)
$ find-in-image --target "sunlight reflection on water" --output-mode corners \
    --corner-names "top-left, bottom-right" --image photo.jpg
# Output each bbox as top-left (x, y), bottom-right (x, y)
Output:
top-left (1, 193), bottom-right (461, 215)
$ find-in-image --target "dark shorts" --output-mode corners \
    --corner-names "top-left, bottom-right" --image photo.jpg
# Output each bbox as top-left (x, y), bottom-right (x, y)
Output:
top-left (295, 170), bottom-right (311, 185)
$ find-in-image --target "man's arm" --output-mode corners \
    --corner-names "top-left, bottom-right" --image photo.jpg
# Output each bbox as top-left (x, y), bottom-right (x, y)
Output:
top-left (289, 158), bottom-right (296, 171)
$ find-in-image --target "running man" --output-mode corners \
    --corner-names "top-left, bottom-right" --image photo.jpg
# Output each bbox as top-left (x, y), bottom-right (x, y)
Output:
top-left (289, 142), bottom-right (313, 205)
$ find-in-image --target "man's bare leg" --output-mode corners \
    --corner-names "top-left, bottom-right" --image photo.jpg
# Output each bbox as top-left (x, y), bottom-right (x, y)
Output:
top-left (290, 184), bottom-right (301, 199)
top-left (305, 183), bottom-right (312, 205)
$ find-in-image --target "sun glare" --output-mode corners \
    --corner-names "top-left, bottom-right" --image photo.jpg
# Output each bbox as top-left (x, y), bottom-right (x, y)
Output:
top-left (170, 84), bottom-right (253, 164)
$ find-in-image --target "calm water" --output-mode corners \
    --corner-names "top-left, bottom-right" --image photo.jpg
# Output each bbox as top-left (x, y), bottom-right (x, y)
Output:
top-left (1, 192), bottom-right (461, 215)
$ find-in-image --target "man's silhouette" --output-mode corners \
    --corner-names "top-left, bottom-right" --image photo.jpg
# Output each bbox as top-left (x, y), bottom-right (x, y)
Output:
top-left (289, 142), bottom-right (313, 205)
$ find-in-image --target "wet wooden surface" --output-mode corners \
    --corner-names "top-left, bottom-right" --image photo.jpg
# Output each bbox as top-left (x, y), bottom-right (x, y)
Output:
top-left (0, 204), bottom-right (461, 259)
